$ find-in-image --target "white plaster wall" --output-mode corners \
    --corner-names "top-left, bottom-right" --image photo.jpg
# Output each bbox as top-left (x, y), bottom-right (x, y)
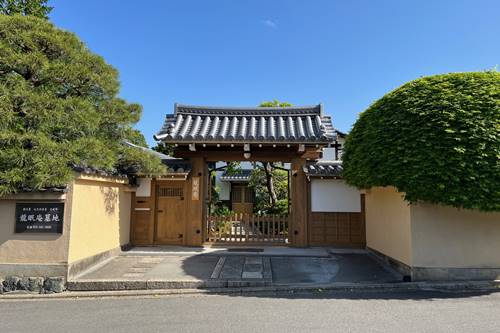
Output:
top-left (410, 203), bottom-right (500, 268)
top-left (365, 186), bottom-right (413, 266)
top-left (214, 161), bottom-right (253, 201)
top-left (136, 178), bottom-right (151, 197)
top-left (337, 137), bottom-right (345, 159)
top-left (215, 171), bottom-right (230, 200)
top-left (310, 179), bottom-right (361, 212)
top-left (320, 147), bottom-right (336, 161)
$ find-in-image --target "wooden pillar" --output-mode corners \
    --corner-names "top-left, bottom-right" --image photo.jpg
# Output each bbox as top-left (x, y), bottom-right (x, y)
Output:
top-left (185, 157), bottom-right (206, 246)
top-left (290, 158), bottom-right (308, 247)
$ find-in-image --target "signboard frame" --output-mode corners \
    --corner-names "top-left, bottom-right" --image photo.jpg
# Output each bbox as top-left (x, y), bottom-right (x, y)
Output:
top-left (15, 202), bottom-right (65, 234)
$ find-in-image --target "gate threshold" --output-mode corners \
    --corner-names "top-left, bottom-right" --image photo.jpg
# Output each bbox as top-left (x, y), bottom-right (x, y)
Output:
top-left (125, 246), bottom-right (331, 257)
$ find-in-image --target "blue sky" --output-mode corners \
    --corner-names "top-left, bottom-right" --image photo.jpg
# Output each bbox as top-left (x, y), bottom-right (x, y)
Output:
top-left (50, 0), bottom-right (500, 146)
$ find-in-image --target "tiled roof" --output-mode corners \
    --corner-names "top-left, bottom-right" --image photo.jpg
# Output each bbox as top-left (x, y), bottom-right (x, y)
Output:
top-left (123, 141), bottom-right (191, 175)
top-left (163, 160), bottom-right (191, 174)
top-left (154, 104), bottom-right (336, 144)
top-left (220, 169), bottom-right (252, 182)
top-left (334, 128), bottom-right (347, 138)
top-left (304, 161), bottom-right (343, 178)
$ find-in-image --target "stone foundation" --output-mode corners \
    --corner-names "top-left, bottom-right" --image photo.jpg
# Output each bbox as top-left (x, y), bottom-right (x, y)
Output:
top-left (2, 276), bottom-right (65, 294)
top-left (412, 267), bottom-right (500, 281)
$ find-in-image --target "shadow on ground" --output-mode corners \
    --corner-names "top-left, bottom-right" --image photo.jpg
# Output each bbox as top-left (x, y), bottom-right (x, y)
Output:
top-left (179, 251), bottom-right (498, 300)
top-left (203, 289), bottom-right (500, 301)
top-left (72, 247), bottom-right (499, 300)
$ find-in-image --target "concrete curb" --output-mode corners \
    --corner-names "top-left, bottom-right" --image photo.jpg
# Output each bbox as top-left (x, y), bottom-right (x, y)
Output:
top-left (1, 280), bottom-right (499, 300)
top-left (66, 279), bottom-right (274, 291)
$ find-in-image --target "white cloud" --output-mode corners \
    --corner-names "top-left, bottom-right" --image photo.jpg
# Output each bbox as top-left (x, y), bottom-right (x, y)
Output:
top-left (263, 19), bottom-right (277, 29)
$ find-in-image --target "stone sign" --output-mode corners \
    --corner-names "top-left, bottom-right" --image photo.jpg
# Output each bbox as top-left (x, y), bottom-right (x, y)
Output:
top-left (15, 202), bottom-right (64, 233)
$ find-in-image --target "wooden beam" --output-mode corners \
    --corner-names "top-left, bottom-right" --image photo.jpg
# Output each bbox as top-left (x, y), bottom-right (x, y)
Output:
top-left (173, 146), bottom-right (322, 162)
top-left (301, 149), bottom-right (321, 160)
top-left (173, 150), bottom-right (305, 162)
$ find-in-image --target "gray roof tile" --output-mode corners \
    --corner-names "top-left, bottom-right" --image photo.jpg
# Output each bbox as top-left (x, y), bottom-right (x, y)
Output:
top-left (304, 161), bottom-right (343, 178)
top-left (220, 169), bottom-right (252, 182)
top-left (155, 104), bottom-right (336, 144)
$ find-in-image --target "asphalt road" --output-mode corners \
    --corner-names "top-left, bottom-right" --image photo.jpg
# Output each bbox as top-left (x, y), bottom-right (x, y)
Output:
top-left (1, 290), bottom-right (499, 333)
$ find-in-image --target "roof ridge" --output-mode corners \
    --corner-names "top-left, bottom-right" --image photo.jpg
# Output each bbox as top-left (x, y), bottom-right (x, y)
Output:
top-left (176, 103), bottom-right (321, 110)
top-left (175, 103), bottom-right (322, 115)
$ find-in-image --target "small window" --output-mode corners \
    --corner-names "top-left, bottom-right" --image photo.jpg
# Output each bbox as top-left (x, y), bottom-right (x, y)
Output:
top-left (231, 187), bottom-right (243, 203)
top-left (244, 187), bottom-right (254, 203)
top-left (158, 187), bottom-right (183, 197)
top-left (232, 185), bottom-right (253, 203)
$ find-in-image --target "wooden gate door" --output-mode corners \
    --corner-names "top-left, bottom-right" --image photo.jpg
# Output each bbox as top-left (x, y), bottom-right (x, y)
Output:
top-left (155, 182), bottom-right (186, 245)
top-left (231, 185), bottom-right (254, 214)
top-left (308, 194), bottom-right (366, 248)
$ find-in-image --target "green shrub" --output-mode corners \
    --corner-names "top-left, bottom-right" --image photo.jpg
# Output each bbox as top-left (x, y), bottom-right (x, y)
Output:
top-left (267, 199), bottom-right (289, 215)
top-left (213, 205), bottom-right (233, 217)
top-left (342, 71), bottom-right (500, 211)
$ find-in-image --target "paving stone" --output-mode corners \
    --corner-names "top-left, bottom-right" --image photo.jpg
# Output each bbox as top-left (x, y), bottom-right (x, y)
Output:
top-left (243, 264), bottom-right (262, 272)
top-left (242, 271), bottom-right (263, 279)
top-left (139, 257), bottom-right (164, 264)
top-left (245, 257), bottom-right (262, 265)
top-left (262, 257), bottom-right (272, 280)
top-left (219, 256), bottom-right (244, 280)
top-left (131, 263), bottom-right (155, 268)
top-left (210, 257), bottom-right (226, 279)
top-left (227, 280), bottom-right (268, 287)
top-left (122, 273), bottom-right (145, 278)
top-left (128, 267), bottom-right (150, 273)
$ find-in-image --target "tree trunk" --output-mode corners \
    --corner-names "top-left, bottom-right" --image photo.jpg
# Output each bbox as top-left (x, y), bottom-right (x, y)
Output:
top-left (262, 162), bottom-right (277, 208)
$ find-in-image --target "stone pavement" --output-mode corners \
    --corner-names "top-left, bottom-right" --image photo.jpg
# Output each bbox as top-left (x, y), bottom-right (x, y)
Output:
top-left (67, 247), bottom-right (401, 291)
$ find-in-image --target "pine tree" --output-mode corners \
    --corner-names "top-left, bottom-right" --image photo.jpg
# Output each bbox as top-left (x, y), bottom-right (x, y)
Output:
top-left (0, 0), bottom-right (52, 19)
top-left (0, 15), bottom-right (164, 195)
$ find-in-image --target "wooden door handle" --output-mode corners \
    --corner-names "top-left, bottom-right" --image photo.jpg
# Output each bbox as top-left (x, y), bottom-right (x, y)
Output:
top-left (157, 210), bottom-right (164, 213)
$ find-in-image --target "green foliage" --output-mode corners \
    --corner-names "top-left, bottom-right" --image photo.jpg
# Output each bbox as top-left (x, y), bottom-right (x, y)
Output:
top-left (249, 165), bottom-right (289, 214)
top-left (342, 71), bottom-right (500, 211)
top-left (0, 0), bottom-right (52, 19)
top-left (125, 129), bottom-right (149, 148)
top-left (224, 161), bottom-right (242, 176)
top-left (0, 15), bottom-right (164, 195)
top-left (259, 100), bottom-right (292, 107)
top-left (152, 141), bottom-right (174, 156)
top-left (213, 205), bottom-right (233, 217)
top-left (269, 198), bottom-right (289, 215)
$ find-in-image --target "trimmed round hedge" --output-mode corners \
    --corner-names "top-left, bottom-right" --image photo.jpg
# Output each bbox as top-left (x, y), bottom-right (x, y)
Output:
top-left (342, 71), bottom-right (500, 211)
